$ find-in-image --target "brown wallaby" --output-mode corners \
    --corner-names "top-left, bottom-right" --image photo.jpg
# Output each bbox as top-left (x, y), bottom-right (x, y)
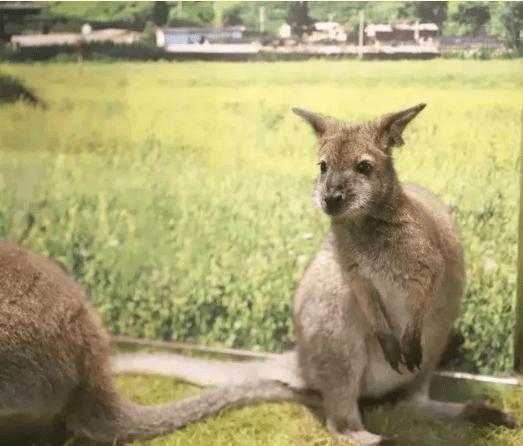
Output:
top-left (0, 240), bottom-right (319, 445)
top-left (293, 103), bottom-right (430, 374)
top-left (114, 104), bottom-right (520, 445)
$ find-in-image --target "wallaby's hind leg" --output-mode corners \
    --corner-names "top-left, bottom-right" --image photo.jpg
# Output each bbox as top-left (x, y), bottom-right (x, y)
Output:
top-left (395, 379), bottom-right (521, 430)
top-left (303, 337), bottom-right (389, 446)
top-left (326, 414), bottom-right (387, 445)
top-left (323, 386), bottom-right (388, 446)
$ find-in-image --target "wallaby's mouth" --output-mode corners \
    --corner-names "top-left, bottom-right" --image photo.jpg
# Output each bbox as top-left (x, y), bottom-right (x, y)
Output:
top-left (322, 192), bottom-right (358, 217)
top-left (323, 194), bottom-right (347, 216)
top-left (323, 201), bottom-right (344, 216)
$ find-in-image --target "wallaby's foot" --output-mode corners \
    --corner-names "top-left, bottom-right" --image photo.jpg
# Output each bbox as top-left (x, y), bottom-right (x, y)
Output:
top-left (461, 401), bottom-right (521, 429)
top-left (400, 329), bottom-right (422, 372)
top-left (376, 333), bottom-right (402, 374)
top-left (327, 418), bottom-right (392, 446)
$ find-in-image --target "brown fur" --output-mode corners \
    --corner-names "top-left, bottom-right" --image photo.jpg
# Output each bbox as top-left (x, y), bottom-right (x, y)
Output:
top-left (0, 240), bottom-right (317, 445)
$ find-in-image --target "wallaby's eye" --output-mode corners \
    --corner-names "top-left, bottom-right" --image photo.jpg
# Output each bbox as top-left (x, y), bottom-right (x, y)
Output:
top-left (356, 161), bottom-right (373, 175)
top-left (318, 161), bottom-right (327, 174)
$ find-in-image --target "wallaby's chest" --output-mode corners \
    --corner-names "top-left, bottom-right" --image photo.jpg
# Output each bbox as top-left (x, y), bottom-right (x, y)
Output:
top-left (334, 227), bottom-right (409, 285)
top-left (331, 228), bottom-right (412, 333)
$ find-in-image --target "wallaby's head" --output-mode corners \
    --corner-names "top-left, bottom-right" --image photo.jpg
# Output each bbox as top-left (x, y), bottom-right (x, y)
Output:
top-left (293, 103), bottom-right (426, 221)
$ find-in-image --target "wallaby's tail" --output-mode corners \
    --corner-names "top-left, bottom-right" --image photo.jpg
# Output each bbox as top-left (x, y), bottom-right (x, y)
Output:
top-left (111, 351), bottom-right (307, 389)
top-left (75, 380), bottom-right (320, 442)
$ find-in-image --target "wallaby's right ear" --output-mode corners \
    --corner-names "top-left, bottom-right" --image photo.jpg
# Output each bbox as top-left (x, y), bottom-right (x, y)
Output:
top-left (292, 108), bottom-right (331, 138)
top-left (378, 103), bottom-right (427, 149)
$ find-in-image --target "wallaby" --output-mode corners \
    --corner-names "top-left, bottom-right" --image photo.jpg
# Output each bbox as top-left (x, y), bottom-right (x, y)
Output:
top-left (2, 105), bottom-right (519, 446)
top-left (0, 240), bottom-right (320, 445)
top-left (114, 104), bottom-right (520, 445)
top-left (293, 103), bottom-right (431, 375)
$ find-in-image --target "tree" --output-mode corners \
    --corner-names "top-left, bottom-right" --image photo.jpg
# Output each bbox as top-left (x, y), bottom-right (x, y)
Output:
top-left (152, 1), bottom-right (169, 27)
top-left (290, 1), bottom-right (313, 38)
top-left (222, 5), bottom-right (243, 26)
top-left (166, 1), bottom-right (215, 27)
top-left (445, 1), bottom-right (490, 36)
top-left (489, 2), bottom-right (523, 48)
top-left (414, 1), bottom-right (447, 32)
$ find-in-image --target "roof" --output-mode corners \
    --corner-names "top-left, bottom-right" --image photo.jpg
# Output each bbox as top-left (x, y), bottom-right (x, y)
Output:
top-left (166, 43), bottom-right (258, 54)
top-left (365, 24), bottom-right (393, 34)
top-left (11, 29), bottom-right (142, 47)
top-left (0, 1), bottom-right (41, 13)
top-left (365, 22), bottom-right (438, 37)
top-left (395, 23), bottom-right (438, 31)
top-left (160, 26), bottom-right (245, 34)
top-left (314, 22), bottom-right (338, 32)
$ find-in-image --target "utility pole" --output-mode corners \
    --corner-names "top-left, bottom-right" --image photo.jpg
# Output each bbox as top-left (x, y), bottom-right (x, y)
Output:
top-left (358, 11), bottom-right (364, 59)
top-left (178, 0), bottom-right (182, 19)
top-left (260, 6), bottom-right (265, 33)
top-left (515, 94), bottom-right (523, 373)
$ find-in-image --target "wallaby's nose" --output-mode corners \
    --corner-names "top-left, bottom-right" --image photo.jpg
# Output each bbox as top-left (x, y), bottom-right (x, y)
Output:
top-left (324, 191), bottom-right (344, 215)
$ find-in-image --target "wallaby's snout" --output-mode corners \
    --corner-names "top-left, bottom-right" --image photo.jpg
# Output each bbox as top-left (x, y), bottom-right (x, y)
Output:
top-left (323, 171), bottom-right (347, 215)
top-left (323, 189), bottom-right (345, 215)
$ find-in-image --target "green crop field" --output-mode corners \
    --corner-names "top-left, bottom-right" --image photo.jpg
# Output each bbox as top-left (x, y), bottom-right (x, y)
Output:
top-left (0, 59), bottom-right (522, 379)
top-left (1, 59), bottom-right (523, 445)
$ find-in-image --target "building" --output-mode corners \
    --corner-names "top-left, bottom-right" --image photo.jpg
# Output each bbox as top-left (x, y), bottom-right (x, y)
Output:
top-left (10, 28), bottom-right (142, 47)
top-left (365, 22), bottom-right (438, 45)
top-left (279, 23), bottom-right (291, 39)
top-left (310, 22), bottom-right (348, 42)
top-left (365, 23), bottom-right (393, 44)
top-left (394, 22), bottom-right (438, 41)
top-left (156, 26), bottom-right (245, 46)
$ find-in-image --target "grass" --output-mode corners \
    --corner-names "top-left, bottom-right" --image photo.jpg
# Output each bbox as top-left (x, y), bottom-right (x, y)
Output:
top-left (0, 60), bottom-right (522, 373)
top-left (63, 371), bottom-right (523, 446)
top-left (0, 58), bottom-right (522, 443)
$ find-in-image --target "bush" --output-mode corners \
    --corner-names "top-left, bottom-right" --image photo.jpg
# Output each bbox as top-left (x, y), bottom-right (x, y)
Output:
top-left (0, 41), bottom-right (167, 62)
top-left (0, 73), bottom-right (45, 106)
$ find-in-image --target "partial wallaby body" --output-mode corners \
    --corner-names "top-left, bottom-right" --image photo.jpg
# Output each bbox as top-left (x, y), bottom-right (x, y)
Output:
top-left (115, 104), bottom-right (520, 445)
top-left (0, 241), bottom-right (319, 445)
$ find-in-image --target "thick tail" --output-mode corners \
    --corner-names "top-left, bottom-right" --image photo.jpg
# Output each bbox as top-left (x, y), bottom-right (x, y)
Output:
top-left (111, 350), bottom-right (307, 389)
top-left (74, 380), bottom-right (320, 442)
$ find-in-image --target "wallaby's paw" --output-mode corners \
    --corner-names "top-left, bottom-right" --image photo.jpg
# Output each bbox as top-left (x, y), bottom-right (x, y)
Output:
top-left (462, 401), bottom-right (521, 429)
top-left (326, 419), bottom-right (387, 446)
top-left (376, 333), bottom-right (402, 374)
top-left (400, 330), bottom-right (422, 372)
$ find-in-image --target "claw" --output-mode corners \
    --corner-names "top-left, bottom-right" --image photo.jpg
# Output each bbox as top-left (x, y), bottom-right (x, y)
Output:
top-left (376, 332), bottom-right (403, 374)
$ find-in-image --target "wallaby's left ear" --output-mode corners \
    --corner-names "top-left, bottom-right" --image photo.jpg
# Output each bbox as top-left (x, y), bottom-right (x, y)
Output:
top-left (292, 108), bottom-right (334, 138)
top-left (379, 103), bottom-right (426, 149)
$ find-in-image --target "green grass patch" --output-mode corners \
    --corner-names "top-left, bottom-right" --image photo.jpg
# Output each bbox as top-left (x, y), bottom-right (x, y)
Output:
top-left (65, 372), bottom-right (523, 446)
top-left (0, 60), bottom-right (522, 375)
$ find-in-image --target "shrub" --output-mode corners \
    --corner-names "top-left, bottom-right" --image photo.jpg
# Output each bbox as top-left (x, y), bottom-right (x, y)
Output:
top-left (0, 73), bottom-right (45, 107)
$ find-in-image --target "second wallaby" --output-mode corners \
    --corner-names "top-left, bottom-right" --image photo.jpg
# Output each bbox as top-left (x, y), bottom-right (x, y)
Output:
top-left (115, 104), bottom-right (520, 445)
top-left (0, 240), bottom-right (319, 445)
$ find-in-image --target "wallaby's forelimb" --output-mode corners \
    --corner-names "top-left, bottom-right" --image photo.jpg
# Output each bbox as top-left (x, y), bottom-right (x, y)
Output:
top-left (346, 269), bottom-right (403, 373)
